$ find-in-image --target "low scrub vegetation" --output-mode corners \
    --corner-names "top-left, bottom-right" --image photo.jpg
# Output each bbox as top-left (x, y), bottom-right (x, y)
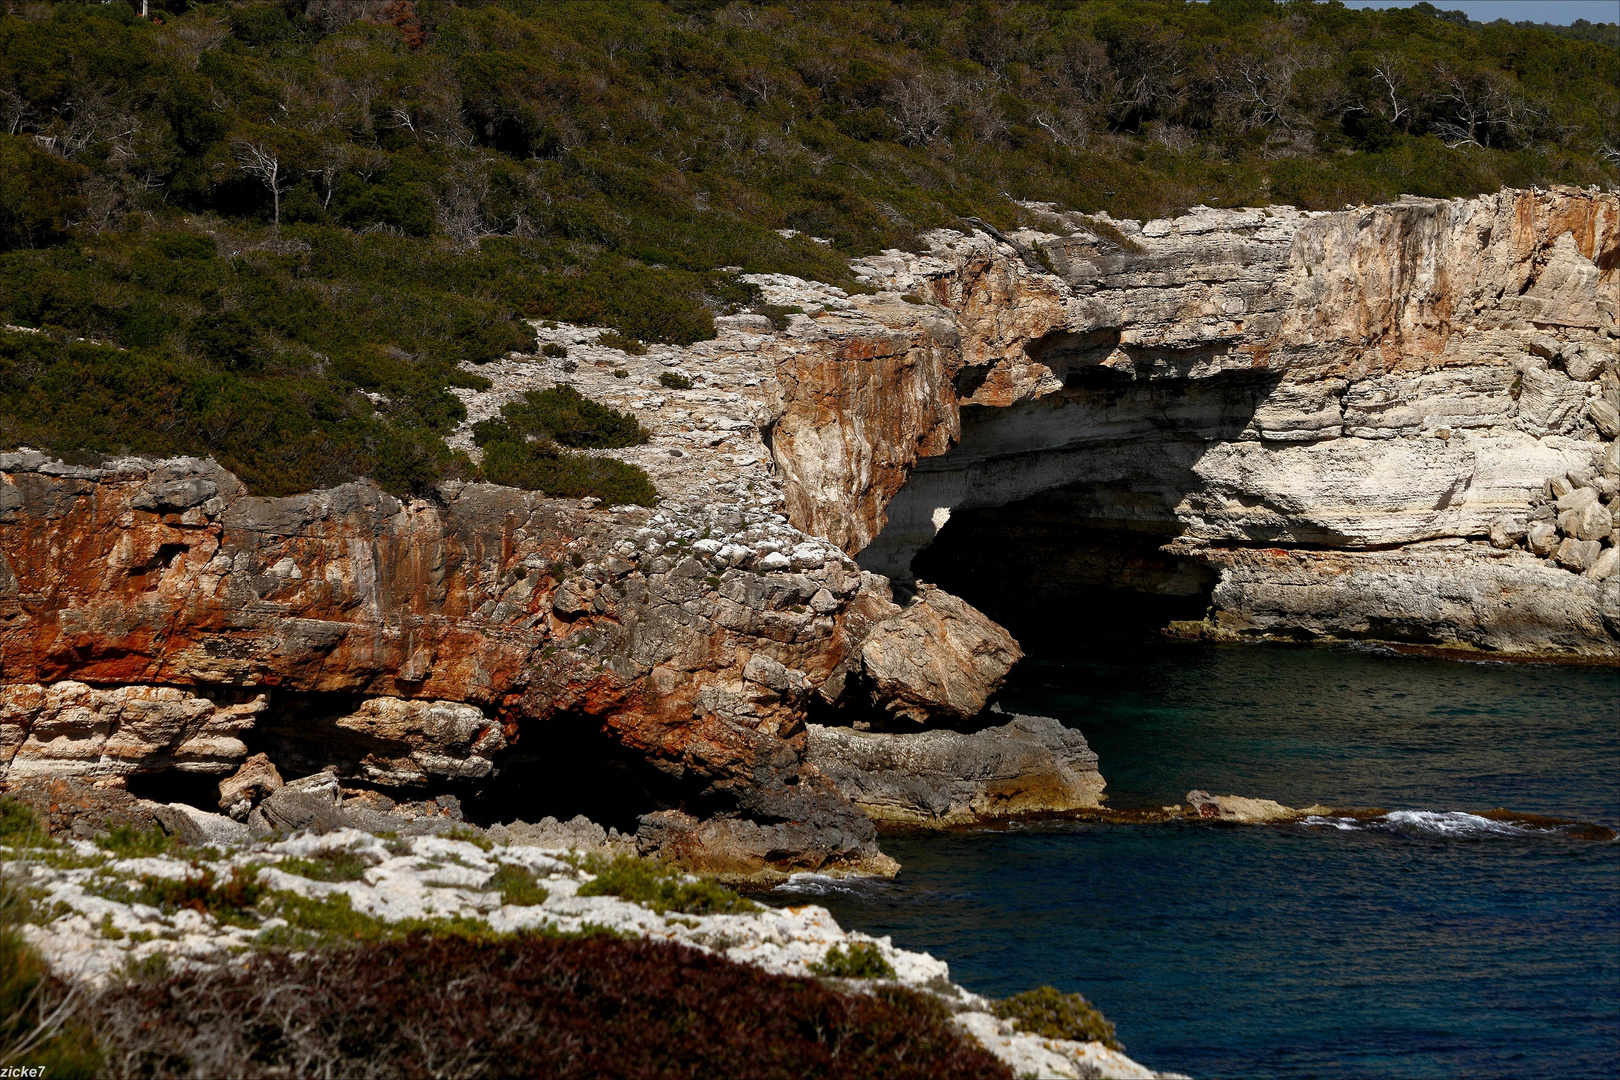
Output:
top-left (810, 941), bottom-right (898, 979)
top-left (486, 863), bottom-right (549, 907)
top-left (85, 934), bottom-right (1010, 1079)
top-left (0, 883), bottom-right (102, 1078)
top-left (95, 825), bottom-right (174, 860)
top-left (275, 848), bottom-right (375, 883)
top-left (0, 796), bottom-right (54, 850)
top-left (0, 2), bottom-right (1610, 500)
top-left (471, 386), bottom-right (656, 506)
top-left (993, 985), bottom-right (1120, 1050)
top-left (575, 853), bottom-right (761, 916)
top-left (476, 385), bottom-right (648, 450)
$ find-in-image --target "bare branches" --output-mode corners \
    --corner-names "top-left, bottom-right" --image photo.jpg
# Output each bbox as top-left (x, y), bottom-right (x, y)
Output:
top-left (435, 162), bottom-right (495, 249)
top-left (1433, 68), bottom-right (1540, 150)
top-left (886, 73), bottom-right (958, 148)
top-left (1371, 60), bottom-right (1412, 129)
top-left (233, 139), bottom-right (291, 227)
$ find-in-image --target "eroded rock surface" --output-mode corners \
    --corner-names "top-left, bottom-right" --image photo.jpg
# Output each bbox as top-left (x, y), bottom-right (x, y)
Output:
top-left (3, 186), bottom-right (1615, 880)
top-left (807, 712), bottom-right (1104, 826)
top-left (0, 445), bottom-right (1012, 877)
top-left (853, 188), bottom-right (1619, 660)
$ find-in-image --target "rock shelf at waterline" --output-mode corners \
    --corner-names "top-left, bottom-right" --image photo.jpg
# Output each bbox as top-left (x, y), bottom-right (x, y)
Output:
top-left (859, 788), bottom-right (1620, 842)
top-left (3, 820), bottom-right (1174, 1080)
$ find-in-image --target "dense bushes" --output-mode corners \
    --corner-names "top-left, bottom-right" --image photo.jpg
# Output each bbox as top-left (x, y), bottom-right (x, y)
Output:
top-left (478, 441), bottom-right (657, 507)
top-left (478, 385), bottom-right (648, 450)
top-left (86, 934), bottom-right (1009, 1079)
top-left (0, 1), bottom-right (1614, 499)
top-left (471, 387), bottom-right (657, 506)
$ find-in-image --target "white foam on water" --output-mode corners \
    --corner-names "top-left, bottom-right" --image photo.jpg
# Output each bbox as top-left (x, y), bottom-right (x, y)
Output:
top-left (1302, 810), bottom-right (1585, 840)
top-left (1378, 809), bottom-right (1532, 839)
top-left (772, 872), bottom-right (885, 898)
top-left (1302, 815), bottom-right (1362, 831)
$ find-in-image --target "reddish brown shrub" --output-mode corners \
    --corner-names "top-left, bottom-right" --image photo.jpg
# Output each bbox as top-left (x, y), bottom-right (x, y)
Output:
top-left (90, 933), bottom-right (1010, 1079)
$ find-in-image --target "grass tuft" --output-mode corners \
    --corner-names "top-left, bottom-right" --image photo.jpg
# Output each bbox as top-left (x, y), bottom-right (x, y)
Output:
top-left (0, 797), bottom-right (55, 850)
top-left (487, 864), bottom-right (550, 907)
top-left (96, 824), bottom-right (174, 860)
top-left (275, 849), bottom-right (375, 883)
top-left (575, 854), bottom-right (760, 916)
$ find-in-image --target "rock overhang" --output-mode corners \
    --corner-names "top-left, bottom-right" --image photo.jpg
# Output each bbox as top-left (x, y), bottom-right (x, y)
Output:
top-left (3, 185), bottom-right (1616, 880)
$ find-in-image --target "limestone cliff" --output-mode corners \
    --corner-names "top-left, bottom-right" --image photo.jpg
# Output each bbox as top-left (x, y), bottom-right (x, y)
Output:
top-left (844, 188), bottom-right (1619, 659)
top-left (3, 186), bottom-right (1616, 878)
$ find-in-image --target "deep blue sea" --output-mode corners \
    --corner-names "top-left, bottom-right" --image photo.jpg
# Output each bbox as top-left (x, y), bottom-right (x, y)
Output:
top-left (774, 644), bottom-right (1620, 1080)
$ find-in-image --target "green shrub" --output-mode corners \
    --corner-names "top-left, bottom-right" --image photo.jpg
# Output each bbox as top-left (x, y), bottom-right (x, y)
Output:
top-left (275, 849), bottom-right (375, 883)
top-left (0, 134), bottom-right (86, 250)
top-left (479, 385), bottom-right (648, 449)
top-left (97, 824), bottom-right (173, 859)
top-left (754, 303), bottom-right (804, 331)
top-left (541, 342), bottom-right (569, 358)
top-left (0, 883), bottom-right (103, 1078)
top-left (595, 330), bottom-right (648, 355)
top-left (479, 441), bottom-right (657, 506)
top-left (488, 863), bottom-right (550, 907)
top-left (135, 865), bottom-right (265, 927)
top-left (900, 293), bottom-right (928, 305)
top-left (809, 941), bottom-right (896, 979)
top-left (992, 986), bottom-right (1120, 1049)
top-left (612, 368), bottom-right (629, 378)
top-left (657, 371), bottom-right (693, 390)
top-left (0, 797), bottom-right (53, 850)
top-left (575, 854), bottom-right (760, 916)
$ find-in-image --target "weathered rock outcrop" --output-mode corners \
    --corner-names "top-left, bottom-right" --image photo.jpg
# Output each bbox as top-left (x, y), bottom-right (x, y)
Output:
top-left (0, 437), bottom-right (1016, 877)
top-left (842, 188), bottom-right (1619, 660)
top-left (807, 712), bottom-right (1104, 827)
top-left (3, 186), bottom-right (1615, 879)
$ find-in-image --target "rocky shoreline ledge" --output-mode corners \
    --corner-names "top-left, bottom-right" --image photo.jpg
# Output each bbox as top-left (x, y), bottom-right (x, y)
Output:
top-left (3, 802), bottom-right (1174, 1080)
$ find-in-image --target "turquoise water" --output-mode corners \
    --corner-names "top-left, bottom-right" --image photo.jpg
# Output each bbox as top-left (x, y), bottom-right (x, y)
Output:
top-left (777, 644), bottom-right (1620, 1079)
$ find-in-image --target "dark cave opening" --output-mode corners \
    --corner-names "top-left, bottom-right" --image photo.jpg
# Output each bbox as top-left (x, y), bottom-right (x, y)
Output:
top-left (855, 364), bottom-right (1282, 653)
top-left (910, 493), bottom-right (1216, 653)
top-left (455, 718), bottom-right (696, 833)
top-left (235, 694), bottom-right (697, 833)
top-left (125, 769), bottom-right (232, 810)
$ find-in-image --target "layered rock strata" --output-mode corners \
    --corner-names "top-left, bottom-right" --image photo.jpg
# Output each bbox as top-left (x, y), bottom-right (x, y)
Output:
top-left (3, 186), bottom-right (1616, 881)
top-left (0, 449), bottom-right (1019, 877)
top-left (849, 188), bottom-right (1619, 659)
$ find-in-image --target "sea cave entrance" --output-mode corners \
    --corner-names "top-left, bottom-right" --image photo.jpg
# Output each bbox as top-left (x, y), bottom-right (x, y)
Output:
top-left (857, 366), bottom-right (1278, 652)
